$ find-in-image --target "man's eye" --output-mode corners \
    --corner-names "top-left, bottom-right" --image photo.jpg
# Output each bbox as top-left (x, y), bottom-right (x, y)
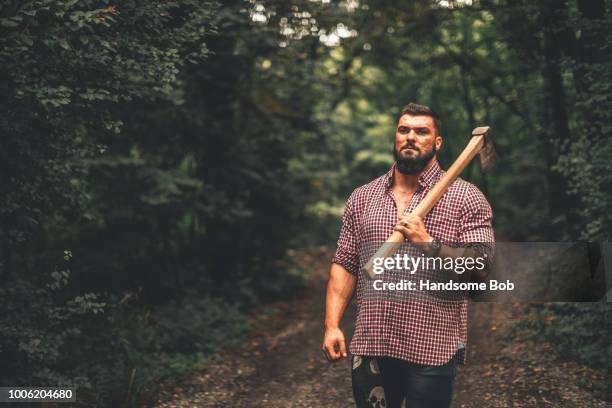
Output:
top-left (417, 129), bottom-right (429, 135)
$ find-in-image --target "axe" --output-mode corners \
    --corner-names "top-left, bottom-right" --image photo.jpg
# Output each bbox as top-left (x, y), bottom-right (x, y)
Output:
top-left (363, 126), bottom-right (496, 279)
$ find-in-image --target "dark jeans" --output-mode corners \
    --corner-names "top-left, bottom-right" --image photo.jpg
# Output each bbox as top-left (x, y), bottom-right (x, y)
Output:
top-left (352, 353), bottom-right (457, 408)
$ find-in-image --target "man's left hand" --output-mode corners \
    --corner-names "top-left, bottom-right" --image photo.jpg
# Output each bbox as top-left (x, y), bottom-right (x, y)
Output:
top-left (394, 214), bottom-right (432, 249)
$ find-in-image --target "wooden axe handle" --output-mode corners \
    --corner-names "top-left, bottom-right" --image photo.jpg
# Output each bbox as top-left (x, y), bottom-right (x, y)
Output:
top-left (363, 131), bottom-right (488, 279)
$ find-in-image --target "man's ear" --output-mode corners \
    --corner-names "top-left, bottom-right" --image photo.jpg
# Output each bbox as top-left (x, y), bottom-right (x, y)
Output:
top-left (435, 135), bottom-right (443, 150)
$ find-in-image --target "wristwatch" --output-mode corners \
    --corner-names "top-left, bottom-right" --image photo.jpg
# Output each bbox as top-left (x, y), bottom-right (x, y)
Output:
top-left (427, 237), bottom-right (442, 257)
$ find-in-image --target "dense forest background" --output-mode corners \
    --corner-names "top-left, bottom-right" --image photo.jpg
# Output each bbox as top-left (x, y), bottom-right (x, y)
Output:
top-left (1, 0), bottom-right (610, 406)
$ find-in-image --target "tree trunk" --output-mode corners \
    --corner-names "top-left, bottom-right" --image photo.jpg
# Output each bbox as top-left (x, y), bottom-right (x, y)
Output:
top-left (539, 0), bottom-right (578, 238)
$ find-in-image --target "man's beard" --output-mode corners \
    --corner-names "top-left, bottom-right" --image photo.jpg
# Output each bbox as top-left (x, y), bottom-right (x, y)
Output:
top-left (393, 143), bottom-right (437, 175)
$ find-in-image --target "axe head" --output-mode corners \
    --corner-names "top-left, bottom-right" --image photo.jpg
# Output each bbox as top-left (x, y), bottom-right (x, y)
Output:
top-left (472, 126), bottom-right (497, 171)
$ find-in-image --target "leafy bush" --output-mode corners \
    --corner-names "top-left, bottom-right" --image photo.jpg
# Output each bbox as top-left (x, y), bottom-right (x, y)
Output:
top-left (0, 258), bottom-right (106, 389)
top-left (117, 295), bottom-right (249, 404)
top-left (504, 302), bottom-right (612, 371)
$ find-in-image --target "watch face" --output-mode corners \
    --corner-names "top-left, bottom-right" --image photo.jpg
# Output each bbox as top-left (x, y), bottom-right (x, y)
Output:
top-left (432, 239), bottom-right (441, 254)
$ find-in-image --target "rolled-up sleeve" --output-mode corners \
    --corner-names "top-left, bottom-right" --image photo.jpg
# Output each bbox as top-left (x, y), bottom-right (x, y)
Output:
top-left (458, 186), bottom-right (495, 261)
top-left (331, 191), bottom-right (360, 276)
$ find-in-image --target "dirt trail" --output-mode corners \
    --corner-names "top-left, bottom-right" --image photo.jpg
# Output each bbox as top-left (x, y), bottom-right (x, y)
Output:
top-left (158, 250), bottom-right (608, 407)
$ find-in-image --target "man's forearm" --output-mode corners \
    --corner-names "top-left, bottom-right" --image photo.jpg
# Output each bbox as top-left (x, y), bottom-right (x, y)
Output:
top-left (394, 215), bottom-right (491, 283)
top-left (436, 245), bottom-right (490, 283)
top-left (325, 263), bottom-right (357, 329)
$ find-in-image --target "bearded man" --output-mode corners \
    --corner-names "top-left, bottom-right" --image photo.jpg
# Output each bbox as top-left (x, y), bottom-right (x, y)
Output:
top-left (322, 103), bottom-right (494, 408)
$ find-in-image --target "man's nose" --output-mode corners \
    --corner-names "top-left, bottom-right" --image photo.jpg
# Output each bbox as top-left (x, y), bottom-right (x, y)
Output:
top-left (406, 129), bottom-right (417, 140)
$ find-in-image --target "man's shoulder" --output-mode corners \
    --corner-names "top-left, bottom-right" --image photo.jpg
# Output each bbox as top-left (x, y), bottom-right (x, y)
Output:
top-left (447, 176), bottom-right (483, 195)
top-left (446, 176), bottom-right (491, 211)
top-left (353, 173), bottom-right (388, 196)
top-left (345, 173), bottom-right (388, 206)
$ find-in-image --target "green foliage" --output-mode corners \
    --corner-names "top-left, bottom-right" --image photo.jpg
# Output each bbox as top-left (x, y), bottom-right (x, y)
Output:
top-left (555, 61), bottom-right (612, 240)
top-left (0, 0), bottom-right (220, 404)
top-left (118, 295), bottom-right (249, 403)
top-left (132, 296), bottom-right (248, 357)
top-left (0, 0), bottom-right (216, 247)
top-left (504, 303), bottom-right (612, 372)
top-left (0, 257), bottom-right (106, 387)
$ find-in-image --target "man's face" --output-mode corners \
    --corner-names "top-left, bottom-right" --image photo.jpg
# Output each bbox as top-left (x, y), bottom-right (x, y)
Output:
top-left (393, 114), bottom-right (442, 174)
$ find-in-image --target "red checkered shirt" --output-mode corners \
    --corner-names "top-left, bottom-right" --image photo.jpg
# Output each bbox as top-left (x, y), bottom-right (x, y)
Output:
top-left (332, 160), bottom-right (494, 365)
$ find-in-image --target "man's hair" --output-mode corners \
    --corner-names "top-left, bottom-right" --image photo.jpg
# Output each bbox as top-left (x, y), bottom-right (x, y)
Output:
top-left (398, 102), bottom-right (442, 135)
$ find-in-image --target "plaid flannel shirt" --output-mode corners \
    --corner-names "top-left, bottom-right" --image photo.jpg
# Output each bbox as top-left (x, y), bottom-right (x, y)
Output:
top-left (332, 160), bottom-right (494, 365)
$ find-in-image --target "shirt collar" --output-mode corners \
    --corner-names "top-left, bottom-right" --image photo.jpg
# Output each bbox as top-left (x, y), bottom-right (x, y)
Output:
top-left (385, 160), bottom-right (442, 189)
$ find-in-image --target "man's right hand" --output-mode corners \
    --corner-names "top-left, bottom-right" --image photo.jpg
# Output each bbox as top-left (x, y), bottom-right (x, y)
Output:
top-left (322, 327), bottom-right (347, 361)
top-left (323, 262), bottom-right (355, 361)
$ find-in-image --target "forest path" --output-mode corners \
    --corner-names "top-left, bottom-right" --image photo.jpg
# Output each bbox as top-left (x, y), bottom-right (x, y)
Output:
top-left (158, 249), bottom-right (608, 408)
